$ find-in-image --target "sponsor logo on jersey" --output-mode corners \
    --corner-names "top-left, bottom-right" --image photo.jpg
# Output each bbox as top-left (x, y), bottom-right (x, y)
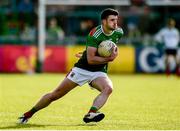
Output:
top-left (70, 72), bottom-right (75, 77)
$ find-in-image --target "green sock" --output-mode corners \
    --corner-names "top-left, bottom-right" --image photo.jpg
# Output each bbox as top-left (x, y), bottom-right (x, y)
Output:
top-left (24, 107), bottom-right (38, 117)
top-left (29, 107), bottom-right (38, 114)
top-left (89, 106), bottom-right (98, 113)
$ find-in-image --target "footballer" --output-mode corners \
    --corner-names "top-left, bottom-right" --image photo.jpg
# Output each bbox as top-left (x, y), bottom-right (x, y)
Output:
top-left (19, 8), bottom-right (123, 124)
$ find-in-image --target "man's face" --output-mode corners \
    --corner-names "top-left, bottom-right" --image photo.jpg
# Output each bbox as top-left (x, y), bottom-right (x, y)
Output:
top-left (104, 15), bottom-right (118, 30)
top-left (168, 20), bottom-right (175, 28)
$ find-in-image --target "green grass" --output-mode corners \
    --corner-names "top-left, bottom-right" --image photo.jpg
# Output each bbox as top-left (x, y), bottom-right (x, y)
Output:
top-left (0, 74), bottom-right (180, 130)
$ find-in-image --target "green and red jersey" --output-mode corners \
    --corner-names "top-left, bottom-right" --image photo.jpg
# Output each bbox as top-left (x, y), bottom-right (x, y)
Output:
top-left (74, 25), bottom-right (123, 73)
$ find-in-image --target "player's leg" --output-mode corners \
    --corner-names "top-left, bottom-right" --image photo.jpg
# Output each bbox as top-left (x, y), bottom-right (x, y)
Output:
top-left (175, 53), bottom-right (180, 76)
top-left (19, 77), bottom-right (78, 124)
top-left (90, 77), bottom-right (113, 109)
top-left (83, 76), bottom-right (113, 123)
top-left (165, 54), bottom-right (171, 75)
top-left (33, 77), bottom-right (78, 110)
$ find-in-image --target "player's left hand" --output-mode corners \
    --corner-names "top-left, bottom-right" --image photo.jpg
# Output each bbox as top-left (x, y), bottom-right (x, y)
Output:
top-left (75, 52), bottom-right (83, 58)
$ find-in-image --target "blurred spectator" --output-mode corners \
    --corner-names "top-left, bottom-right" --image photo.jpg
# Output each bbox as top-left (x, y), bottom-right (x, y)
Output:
top-left (46, 18), bottom-right (65, 41)
top-left (17, 0), bottom-right (35, 33)
top-left (79, 19), bottom-right (94, 36)
top-left (138, 6), bottom-right (152, 45)
top-left (125, 6), bottom-right (141, 45)
top-left (131, 0), bottom-right (145, 6)
top-left (18, 0), bottom-right (34, 13)
top-left (0, 12), bottom-right (8, 36)
top-left (20, 23), bottom-right (36, 42)
top-left (154, 18), bottom-right (180, 76)
top-left (138, 6), bottom-right (151, 35)
top-left (126, 6), bottom-right (140, 27)
top-left (74, 19), bottom-right (95, 44)
top-left (127, 22), bottom-right (141, 44)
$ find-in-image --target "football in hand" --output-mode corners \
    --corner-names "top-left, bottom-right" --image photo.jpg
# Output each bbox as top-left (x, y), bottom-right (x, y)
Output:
top-left (98, 40), bottom-right (117, 57)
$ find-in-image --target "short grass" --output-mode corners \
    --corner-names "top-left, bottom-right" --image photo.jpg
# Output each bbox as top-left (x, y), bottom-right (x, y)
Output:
top-left (0, 73), bottom-right (180, 130)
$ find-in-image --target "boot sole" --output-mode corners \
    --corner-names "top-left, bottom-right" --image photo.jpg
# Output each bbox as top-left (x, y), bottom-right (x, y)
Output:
top-left (83, 113), bottom-right (105, 123)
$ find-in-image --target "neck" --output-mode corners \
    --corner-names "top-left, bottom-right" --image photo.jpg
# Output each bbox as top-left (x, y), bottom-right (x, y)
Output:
top-left (168, 26), bottom-right (173, 29)
top-left (102, 25), bottom-right (113, 35)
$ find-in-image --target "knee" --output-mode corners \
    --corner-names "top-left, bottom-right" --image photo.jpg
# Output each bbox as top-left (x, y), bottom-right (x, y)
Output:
top-left (103, 85), bottom-right (113, 95)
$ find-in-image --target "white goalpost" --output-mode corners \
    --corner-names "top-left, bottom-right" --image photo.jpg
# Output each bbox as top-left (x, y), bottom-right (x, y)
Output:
top-left (37, 0), bottom-right (130, 72)
top-left (37, 0), bottom-right (46, 72)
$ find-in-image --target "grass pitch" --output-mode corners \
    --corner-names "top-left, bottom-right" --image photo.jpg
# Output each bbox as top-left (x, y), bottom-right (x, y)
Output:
top-left (0, 73), bottom-right (180, 130)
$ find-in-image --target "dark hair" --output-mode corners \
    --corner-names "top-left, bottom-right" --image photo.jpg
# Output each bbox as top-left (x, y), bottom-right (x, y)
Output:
top-left (101, 8), bottom-right (119, 20)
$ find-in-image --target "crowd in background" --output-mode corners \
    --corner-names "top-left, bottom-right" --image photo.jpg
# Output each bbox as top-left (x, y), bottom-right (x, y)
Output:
top-left (0, 0), bottom-right (179, 46)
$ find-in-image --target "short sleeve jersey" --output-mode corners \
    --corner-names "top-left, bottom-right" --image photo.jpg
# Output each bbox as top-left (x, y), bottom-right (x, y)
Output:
top-left (74, 25), bottom-right (123, 73)
top-left (156, 27), bottom-right (179, 49)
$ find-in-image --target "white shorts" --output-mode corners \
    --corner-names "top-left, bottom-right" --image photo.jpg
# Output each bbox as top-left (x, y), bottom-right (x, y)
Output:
top-left (67, 67), bottom-right (108, 86)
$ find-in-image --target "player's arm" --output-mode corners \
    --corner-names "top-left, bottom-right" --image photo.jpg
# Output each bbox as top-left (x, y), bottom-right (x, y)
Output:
top-left (87, 46), bottom-right (118, 65)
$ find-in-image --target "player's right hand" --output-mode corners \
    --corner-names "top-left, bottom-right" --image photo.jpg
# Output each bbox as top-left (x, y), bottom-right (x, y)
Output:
top-left (108, 46), bottom-right (118, 61)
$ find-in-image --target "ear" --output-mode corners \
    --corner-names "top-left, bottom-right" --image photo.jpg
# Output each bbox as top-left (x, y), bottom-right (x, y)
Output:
top-left (102, 19), bottom-right (106, 25)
